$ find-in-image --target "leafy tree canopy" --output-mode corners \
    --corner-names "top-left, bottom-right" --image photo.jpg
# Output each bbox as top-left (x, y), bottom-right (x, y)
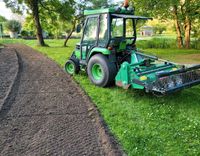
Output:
top-left (130, 0), bottom-right (200, 48)
top-left (0, 15), bottom-right (7, 23)
top-left (5, 20), bottom-right (21, 32)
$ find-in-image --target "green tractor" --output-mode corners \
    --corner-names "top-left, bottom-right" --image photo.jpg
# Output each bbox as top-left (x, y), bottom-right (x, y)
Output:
top-left (65, 0), bottom-right (200, 95)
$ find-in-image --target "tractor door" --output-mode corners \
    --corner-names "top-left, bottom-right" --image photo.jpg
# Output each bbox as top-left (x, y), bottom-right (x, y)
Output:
top-left (80, 16), bottom-right (99, 61)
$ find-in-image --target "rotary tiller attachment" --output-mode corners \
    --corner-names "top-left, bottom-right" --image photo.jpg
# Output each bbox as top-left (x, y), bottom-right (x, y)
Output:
top-left (148, 65), bottom-right (200, 95)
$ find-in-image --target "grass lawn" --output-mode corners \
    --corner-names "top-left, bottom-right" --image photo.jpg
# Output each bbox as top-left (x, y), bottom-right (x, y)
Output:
top-left (1, 39), bottom-right (200, 155)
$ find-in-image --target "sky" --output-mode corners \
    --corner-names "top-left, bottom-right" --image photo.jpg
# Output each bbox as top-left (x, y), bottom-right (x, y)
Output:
top-left (0, 1), bottom-right (14, 20)
top-left (0, 0), bottom-right (123, 20)
top-left (0, 1), bottom-right (25, 23)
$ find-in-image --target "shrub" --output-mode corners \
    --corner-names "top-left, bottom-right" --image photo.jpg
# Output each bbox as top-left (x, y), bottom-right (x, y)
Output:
top-left (29, 31), bottom-right (35, 37)
top-left (21, 30), bottom-right (29, 37)
top-left (137, 38), bottom-right (177, 49)
top-left (154, 25), bottom-right (167, 35)
top-left (191, 39), bottom-right (200, 50)
top-left (5, 20), bottom-right (21, 33)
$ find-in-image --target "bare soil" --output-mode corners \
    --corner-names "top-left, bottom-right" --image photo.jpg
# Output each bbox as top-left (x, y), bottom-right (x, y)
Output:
top-left (0, 48), bottom-right (19, 110)
top-left (0, 44), bottom-right (124, 156)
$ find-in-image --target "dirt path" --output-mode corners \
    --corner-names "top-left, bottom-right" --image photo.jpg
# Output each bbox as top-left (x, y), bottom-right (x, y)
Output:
top-left (0, 44), bottom-right (123, 156)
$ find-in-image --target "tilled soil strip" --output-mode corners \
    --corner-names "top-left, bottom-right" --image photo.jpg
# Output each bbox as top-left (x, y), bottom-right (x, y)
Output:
top-left (0, 44), bottom-right (124, 156)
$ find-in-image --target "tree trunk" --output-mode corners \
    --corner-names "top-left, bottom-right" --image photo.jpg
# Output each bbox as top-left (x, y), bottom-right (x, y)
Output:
top-left (64, 20), bottom-right (76, 47)
top-left (184, 16), bottom-right (191, 49)
top-left (31, 0), bottom-right (46, 46)
top-left (173, 5), bottom-right (183, 48)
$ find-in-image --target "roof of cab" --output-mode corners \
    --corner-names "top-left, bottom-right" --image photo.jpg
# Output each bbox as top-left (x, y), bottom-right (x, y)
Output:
top-left (84, 7), bottom-right (133, 16)
top-left (84, 8), bottom-right (115, 15)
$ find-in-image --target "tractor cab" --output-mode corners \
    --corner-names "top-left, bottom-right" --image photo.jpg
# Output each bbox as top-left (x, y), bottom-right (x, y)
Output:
top-left (77, 8), bottom-right (152, 64)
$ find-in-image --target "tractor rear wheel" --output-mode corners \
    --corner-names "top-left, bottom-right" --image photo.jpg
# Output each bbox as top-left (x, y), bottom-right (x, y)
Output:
top-left (87, 54), bottom-right (117, 87)
top-left (65, 57), bottom-right (80, 75)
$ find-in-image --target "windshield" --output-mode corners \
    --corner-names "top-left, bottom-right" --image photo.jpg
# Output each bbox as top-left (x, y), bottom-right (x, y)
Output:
top-left (111, 17), bottom-right (135, 39)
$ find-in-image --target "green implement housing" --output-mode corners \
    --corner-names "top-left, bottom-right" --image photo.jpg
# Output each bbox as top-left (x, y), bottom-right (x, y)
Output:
top-left (65, 2), bottom-right (200, 96)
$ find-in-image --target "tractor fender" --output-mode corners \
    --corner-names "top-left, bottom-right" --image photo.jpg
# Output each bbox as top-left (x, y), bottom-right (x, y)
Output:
top-left (87, 47), bottom-right (111, 61)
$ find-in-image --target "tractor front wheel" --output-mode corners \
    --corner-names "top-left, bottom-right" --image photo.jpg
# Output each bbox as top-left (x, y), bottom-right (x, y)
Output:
top-left (87, 54), bottom-right (117, 87)
top-left (65, 58), bottom-right (80, 75)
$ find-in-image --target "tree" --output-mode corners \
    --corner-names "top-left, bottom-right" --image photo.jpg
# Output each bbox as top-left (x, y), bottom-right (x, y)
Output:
top-left (21, 0), bottom-right (76, 46)
top-left (180, 0), bottom-right (200, 48)
top-left (5, 20), bottom-right (21, 32)
top-left (0, 15), bottom-right (7, 23)
top-left (130, 0), bottom-right (200, 49)
top-left (90, 0), bottom-right (109, 9)
top-left (63, 0), bottom-right (87, 47)
top-left (39, 0), bottom-right (75, 46)
top-left (5, 20), bottom-right (21, 38)
top-left (0, 15), bottom-right (7, 36)
top-left (4, 0), bottom-right (46, 46)
top-left (173, 3), bottom-right (184, 48)
top-left (23, 15), bottom-right (36, 35)
top-left (148, 20), bottom-right (167, 35)
top-left (193, 19), bottom-right (200, 40)
top-left (29, 0), bottom-right (46, 46)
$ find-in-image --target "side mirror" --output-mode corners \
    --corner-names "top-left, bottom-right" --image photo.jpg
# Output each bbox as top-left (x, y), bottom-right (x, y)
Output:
top-left (76, 24), bottom-right (82, 33)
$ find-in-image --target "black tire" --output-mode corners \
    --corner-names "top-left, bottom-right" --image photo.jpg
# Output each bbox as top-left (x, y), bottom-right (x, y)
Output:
top-left (65, 57), bottom-right (80, 75)
top-left (87, 54), bottom-right (117, 87)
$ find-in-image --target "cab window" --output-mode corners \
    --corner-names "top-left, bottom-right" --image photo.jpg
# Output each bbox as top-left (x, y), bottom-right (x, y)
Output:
top-left (82, 17), bottom-right (98, 45)
top-left (99, 14), bottom-right (108, 47)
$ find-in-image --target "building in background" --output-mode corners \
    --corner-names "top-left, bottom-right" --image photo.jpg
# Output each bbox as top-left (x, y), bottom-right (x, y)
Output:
top-left (140, 26), bottom-right (154, 36)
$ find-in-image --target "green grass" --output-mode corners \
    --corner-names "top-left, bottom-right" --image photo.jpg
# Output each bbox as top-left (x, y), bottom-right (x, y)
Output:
top-left (1, 39), bottom-right (200, 156)
top-left (137, 38), bottom-right (200, 50)
top-left (145, 48), bottom-right (200, 64)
